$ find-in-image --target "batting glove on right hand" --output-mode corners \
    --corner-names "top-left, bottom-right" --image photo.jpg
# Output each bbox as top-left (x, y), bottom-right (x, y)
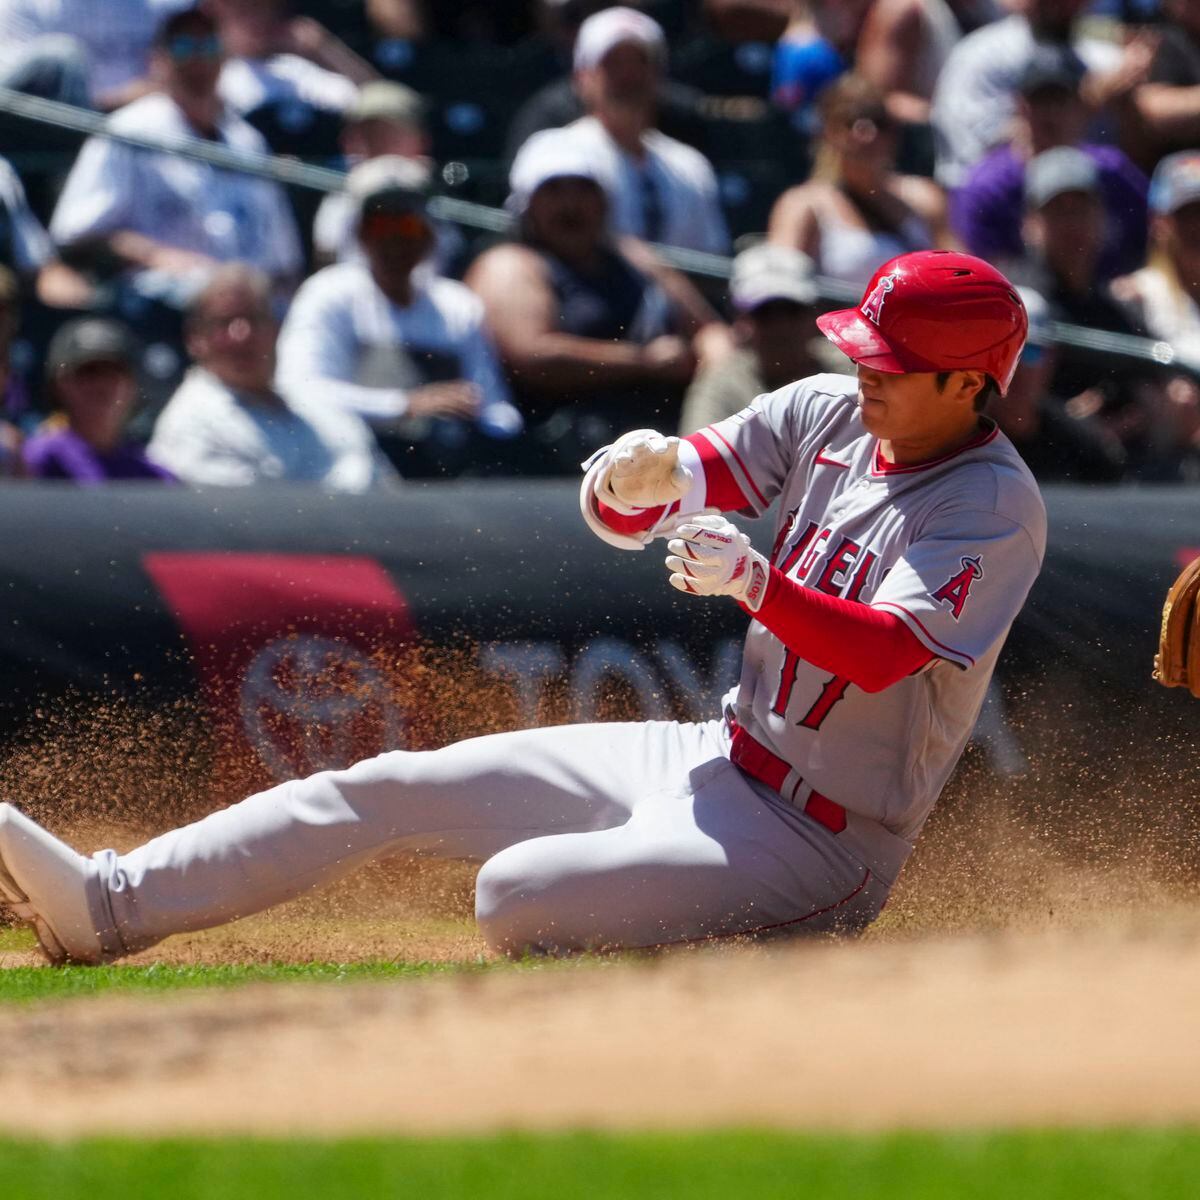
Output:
top-left (665, 514), bottom-right (770, 612)
top-left (593, 428), bottom-right (693, 514)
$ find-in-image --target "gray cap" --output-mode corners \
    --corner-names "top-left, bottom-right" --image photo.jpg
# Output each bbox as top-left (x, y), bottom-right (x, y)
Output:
top-left (45, 318), bottom-right (137, 377)
top-left (1149, 150), bottom-right (1200, 215)
top-left (347, 81), bottom-right (425, 127)
top-left (1025, 146), bottom-right (1099, 211)
top-left (729, 244), bottom-right (818, 312)
top-left (346, 154), bottom-right (433, 222)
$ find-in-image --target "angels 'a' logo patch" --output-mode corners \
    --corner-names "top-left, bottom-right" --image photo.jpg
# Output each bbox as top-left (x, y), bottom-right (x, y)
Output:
top-left (861, 273), bottom-right (897, 326)
top-left (931, 555), bottom-right (983, 620)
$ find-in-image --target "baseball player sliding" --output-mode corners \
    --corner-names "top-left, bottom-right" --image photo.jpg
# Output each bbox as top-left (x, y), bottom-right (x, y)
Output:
top-left (0, 250), bottom-right (1045, 963)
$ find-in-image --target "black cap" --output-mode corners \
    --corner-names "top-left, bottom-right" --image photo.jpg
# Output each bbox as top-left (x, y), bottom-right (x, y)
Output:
top-left (153, 4), bottom-right (217, 48)
top-left (45, 318), bottom-right (138, 377)
top-left (1017, 46), bottom-right (1086, 97)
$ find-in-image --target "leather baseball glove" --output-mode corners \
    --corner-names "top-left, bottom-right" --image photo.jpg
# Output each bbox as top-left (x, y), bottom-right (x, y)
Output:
top-left (1153, 555), bottom-right (1200, 697)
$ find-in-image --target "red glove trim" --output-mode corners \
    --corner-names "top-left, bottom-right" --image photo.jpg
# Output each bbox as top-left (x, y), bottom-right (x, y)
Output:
top-left (742, 566), bottom-right (934, 693)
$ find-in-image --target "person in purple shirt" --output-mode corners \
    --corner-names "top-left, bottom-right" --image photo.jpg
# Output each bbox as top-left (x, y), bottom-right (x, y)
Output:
top-left (951, 47), bottom-right (1149, 280)
top-left (23, 317), bottom-right (176, 484)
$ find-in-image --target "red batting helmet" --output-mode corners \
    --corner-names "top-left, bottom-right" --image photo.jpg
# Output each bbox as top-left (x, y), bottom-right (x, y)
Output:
top-left (816, 251), bottom-right (1028, 394)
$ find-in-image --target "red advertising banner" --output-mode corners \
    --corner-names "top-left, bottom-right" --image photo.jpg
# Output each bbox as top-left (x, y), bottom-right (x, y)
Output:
top-left (143, 553), bottom-right (414, 789)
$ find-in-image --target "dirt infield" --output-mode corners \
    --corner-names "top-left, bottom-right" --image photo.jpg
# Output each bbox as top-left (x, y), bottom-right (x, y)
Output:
top-left (2, 821), bottom-right (1199, 1138)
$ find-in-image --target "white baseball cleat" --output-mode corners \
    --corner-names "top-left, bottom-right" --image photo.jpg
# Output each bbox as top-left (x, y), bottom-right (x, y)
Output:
top-left (0, 803), bottom-right (105, 965)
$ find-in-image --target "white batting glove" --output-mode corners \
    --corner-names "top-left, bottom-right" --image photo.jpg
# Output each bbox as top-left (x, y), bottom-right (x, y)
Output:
top-left (665, 514), bottom-right (771, 612)
top-left (593, 428), bottom-right (693, 514)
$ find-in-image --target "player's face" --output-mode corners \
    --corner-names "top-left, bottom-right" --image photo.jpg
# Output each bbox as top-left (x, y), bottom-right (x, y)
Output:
top-left (856, 366), bottom-right (984, 461)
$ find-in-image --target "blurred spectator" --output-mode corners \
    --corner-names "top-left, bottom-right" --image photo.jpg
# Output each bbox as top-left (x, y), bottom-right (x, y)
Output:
top-left (930, 0), bottom-right (1125, 188)
top-left (312, 81), bottom-right (462, 270)
top-left (147, 264), bottom-right (394, 490)
top-left (767, 75), bottom-right (953, 288)
top-left (952, 47), bottom-right (1148, 279)
top-left (466, 126), bottom-right (726, 470)
top-left (368, 0), bottom-right (538, 44)
top-left (48, 6), bottom-right (303, 308)
top-left (23, 317), bottom-right (174, 483)
top-left (0, 154), bottom-right (93, 308)
top-left (855, 0), bottom-right (968, 128)
top-left (771, 0), bottom-right (873, 133)
top-left (275, 157), bottom-right (523, 479)
top-left (1011, 145), bottom-right (1165, 473)
top-left (513, 7), bottom-right (729, 253)
top-left (678, 243), bottom-right (822, 433)
top-left (505, 1), bottom-right (711, 160)
top-left (1119, 0), bottom-right (1200, 165)
top-left (0, 266), bottom-right (26, 474)
top-left (209, 0), bottom-right (377, 133)
top-left (990, 286), bottom-right (1127, 480)
top-left (1111, 149), bottom-right (1200, 475)
top-left (0, 0), bottom-right (190, 111)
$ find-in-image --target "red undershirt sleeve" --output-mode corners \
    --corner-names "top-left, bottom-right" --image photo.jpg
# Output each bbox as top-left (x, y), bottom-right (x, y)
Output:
top-left (742, 566), bottom-right (935, 693)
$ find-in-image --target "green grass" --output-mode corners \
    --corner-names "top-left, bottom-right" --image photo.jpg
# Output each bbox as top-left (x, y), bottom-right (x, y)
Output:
top-left (0, 1129), bottom-right (1196, 1199)
top-left (0, 958), bottom-right (489, 1002)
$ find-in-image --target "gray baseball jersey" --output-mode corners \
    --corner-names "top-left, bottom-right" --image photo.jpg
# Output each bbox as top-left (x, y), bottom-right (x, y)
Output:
top-left (22, 372), bottom-right (1044, 962)
top-left (672, 372), bottom-right (1046, 842)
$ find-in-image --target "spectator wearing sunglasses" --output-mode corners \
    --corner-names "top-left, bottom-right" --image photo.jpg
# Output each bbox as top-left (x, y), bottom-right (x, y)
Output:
top-left (275, 157), bottom-right (523, 479)
top-left (768, 74), bottom-right (955, 289)
top-left (0, 0), bottom-right (192, 111)
top-left (48, 6), bottom-right (303, 309)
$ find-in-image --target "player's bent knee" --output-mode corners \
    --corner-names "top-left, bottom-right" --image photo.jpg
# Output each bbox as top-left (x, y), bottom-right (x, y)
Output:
top-left (474, 851), bottom-right (568, 958)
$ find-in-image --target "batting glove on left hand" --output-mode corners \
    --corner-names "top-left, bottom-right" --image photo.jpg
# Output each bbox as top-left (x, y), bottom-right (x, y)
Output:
top-left (665, 514), bottom-right (770, 612)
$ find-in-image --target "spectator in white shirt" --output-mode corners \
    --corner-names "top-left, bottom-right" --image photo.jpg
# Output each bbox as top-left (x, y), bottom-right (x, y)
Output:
top-left (49, 6), bottom-right (303, 308)
top-left (276, 157), bottom-right (523, 479)
top-left (516, 6), bottom-right (729, 255)
top-left (148, 264), bottom-right (394, 491)
top-left (0, 0), bottom-right (190, 111)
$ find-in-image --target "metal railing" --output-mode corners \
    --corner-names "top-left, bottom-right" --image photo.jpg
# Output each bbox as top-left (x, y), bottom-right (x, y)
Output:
top-left (0, 84), bottom-right (1194, 375)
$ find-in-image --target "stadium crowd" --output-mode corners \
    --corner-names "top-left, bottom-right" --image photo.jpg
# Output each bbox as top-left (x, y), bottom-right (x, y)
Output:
top-left (0, 0), bottom-right (1194, 485)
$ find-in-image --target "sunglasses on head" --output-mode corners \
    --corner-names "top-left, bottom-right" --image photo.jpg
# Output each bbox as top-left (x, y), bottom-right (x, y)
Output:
top-left (165, 33), bottom-right (221, 62)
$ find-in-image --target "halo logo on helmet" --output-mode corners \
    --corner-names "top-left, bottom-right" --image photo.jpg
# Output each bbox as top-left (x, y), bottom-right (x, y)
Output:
top-left (861, 273), bottom-right (896, 326)
top-left (815, 251), bottom-right (1029, 394)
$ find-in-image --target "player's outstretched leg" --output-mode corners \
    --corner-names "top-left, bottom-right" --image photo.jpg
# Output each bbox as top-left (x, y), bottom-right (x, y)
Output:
top-left (0, 803), bottom-right (103, 964)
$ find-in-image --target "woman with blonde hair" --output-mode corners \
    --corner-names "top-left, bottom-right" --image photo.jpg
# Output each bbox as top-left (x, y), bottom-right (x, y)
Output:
top-left (1111, 150), bottom-right (1200, 476)
top-left (767, 73), bottom-right (956, 288)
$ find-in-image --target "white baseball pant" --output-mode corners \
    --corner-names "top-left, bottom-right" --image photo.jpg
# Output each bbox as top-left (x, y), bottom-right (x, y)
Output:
top-left (80, 719), bottom-right (903, 957)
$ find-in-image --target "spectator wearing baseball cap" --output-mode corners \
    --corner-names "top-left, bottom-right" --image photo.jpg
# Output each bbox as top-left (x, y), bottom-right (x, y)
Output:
top-left (275, 157), bottom-right (523, 478)
top-left (48, 6), bottom-right (304, 309)
top-left (466, 124), bottom-right (726, 471)
top-left (679, 243), bottom-right (822, 434)
top-left (1110, 150), bottom-right (1200, 478)
top-left (952, 47), bottom-right (1148, 280)
top-left (508, 7), bottom-right (729, 255)
top-left (312, 82), bottom-right (463, 271)
top-left (504, 1), bottom-right (710, 164)
top-left (1113, 151), bottom-right (1200, 365)
top-left (1012, 145), bottom-right (1167, 477)
top-left (23, 318), bottom-right (175, 483)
